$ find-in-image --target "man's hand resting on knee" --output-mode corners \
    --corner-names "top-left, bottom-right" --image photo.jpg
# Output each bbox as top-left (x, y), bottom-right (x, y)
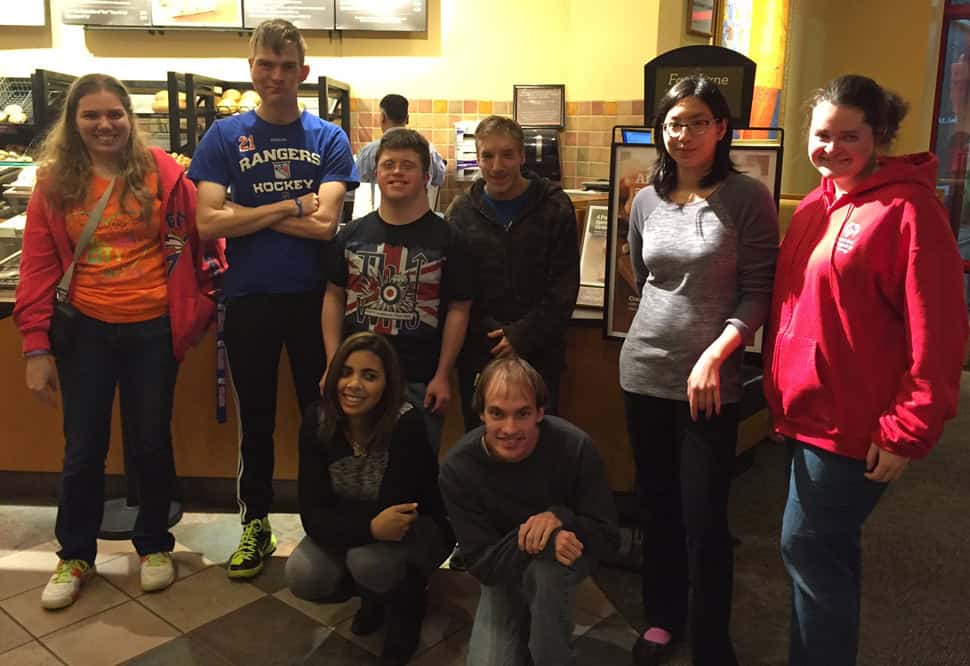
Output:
top-left (518, 511), bottom-right (563, 554)
top-left (554, 530), bottom-right (583, 566)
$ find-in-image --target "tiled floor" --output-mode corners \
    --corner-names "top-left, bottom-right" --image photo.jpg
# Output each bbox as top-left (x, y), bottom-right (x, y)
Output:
top-left (0, 509), bottom-right (636, 665)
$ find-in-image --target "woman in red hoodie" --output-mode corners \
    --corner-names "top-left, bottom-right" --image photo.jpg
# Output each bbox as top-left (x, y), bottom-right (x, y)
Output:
top-left (14, 74), bottom-right (219, 610)
top-left (764, 75), bottom-right (968, 665)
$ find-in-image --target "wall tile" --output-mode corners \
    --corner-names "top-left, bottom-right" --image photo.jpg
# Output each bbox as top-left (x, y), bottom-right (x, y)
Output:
top-left (350, 98), bottom-right (360, 112)
top-left (591, 101), bottom-right (604, 115)
top-left (433, 99), bottom-right (448, 114)
top-left (463, 100), bottom-right (477, 113)
top-left (494, 101), bottom-right (512, 115)
top-left (432, 129), bottom-right (450, 145)
top-left (577, 147), bottom-right (589, 162)
top-left (417, 99), bottom-right (432, 113)
top-left (567, 101), bottom-right (580, 115)
top-left (604, 101), bottom-right (618, 115)
top-left (448, 100), bottom-right (462, 113)
top-left (433, 113), bottom-right (450, 129)
top-left (358, 112), bottom-right (374, 127)
top-left (478, 101), bottom-right (493, 114)
top-left (577, 132), bottom-right (590, 146)
top-left (565, 131), bottom-right (578, 145)
top-left (632, 100), bottom-right (644, 115)
top-left (577, 116), bottom-right (593, 130)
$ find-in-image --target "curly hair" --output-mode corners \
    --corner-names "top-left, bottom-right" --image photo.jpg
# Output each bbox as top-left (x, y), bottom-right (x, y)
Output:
top-left (35, 74), bottom-right (156, 222)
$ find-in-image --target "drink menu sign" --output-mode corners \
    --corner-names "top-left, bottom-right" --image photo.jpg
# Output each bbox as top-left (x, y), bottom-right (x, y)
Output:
top-left (244, 0), bottom-right (334, 30)
top-left (335, 0), bottom-right (426, 31)
top-left (63, 0), bottom-right (152, 26)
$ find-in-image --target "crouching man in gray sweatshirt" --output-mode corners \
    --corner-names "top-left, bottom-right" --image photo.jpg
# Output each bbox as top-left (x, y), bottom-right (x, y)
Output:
top-left (439, 356), bottom-right (619, 666)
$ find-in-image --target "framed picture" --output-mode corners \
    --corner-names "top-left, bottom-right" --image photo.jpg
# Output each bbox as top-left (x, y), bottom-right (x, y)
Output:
top-left (577, 204), bottom-right (609, 308)
top-left (513, 84), bottom-right (565, 129)
top-left (686, 0), bottom-right (718, 38)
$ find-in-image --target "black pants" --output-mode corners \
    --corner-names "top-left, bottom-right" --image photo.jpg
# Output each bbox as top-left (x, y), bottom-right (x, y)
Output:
top-left (623, 391), bottom-right (739, 666)
top-left (56, 314), bottom-right (178, 564)
top-left (225, 290), bottom-right (325, 523)
top-left (458, 364), bottom-right (561, 433)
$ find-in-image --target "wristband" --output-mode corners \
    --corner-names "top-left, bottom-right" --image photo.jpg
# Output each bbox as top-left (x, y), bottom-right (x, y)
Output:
top-left (294, 197), bottom-right (303, 217)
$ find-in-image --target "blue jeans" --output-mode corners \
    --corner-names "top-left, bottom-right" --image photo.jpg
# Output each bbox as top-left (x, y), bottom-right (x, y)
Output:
top-left (55, 313), bottom-right (179, 565)
top-left (781, 440), bottom-right (887, 666)
top-left (467, 557), bottom-right (589, 666)
top-left (405, 381), bottom-right (445, 454)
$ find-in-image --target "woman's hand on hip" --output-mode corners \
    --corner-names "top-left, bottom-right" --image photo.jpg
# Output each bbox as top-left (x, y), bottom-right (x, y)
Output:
top-left (864, 444), bottom-right (910, 483)
top-left (687, 351), bottom-right (723, 421)
top-left (25, 354), bottom-right (58, 408)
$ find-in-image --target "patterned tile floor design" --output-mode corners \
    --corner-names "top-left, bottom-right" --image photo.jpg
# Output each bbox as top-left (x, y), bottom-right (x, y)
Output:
top-left (0, 508), bottom-right (637, 665)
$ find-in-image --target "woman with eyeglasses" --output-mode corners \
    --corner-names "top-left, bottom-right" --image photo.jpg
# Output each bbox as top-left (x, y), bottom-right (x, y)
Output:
top-left (765, 75), bottom-right (967, 666)
top-left (621, 75), bottom-right (779, 665)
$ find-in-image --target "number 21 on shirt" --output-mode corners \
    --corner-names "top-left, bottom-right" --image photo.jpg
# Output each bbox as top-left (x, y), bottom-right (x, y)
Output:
top-left (238, 135), bottom-right (255, 153)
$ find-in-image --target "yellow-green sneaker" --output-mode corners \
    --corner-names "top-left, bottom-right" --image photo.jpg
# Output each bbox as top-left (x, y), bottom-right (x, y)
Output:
top-left (227, 517), bottom-right (276, 579)
top-left (41, 559), bottom-right (94, 610)
top-left (140, 552), bottom-right (176, 592)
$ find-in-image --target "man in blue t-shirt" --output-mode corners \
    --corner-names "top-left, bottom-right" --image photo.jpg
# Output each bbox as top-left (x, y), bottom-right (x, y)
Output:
top-left (189, 19), bottom-right (359, 580)
top-left (323, 129), bottom-right (473, 452)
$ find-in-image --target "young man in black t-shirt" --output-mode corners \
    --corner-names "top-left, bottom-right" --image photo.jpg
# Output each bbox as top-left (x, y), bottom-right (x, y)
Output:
top-left (323, 129), bottom-right (473, 451)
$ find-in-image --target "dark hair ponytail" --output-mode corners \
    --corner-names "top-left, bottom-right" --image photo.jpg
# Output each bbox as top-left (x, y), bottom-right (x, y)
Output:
top-left (806, 75), bottom-right (909, 147)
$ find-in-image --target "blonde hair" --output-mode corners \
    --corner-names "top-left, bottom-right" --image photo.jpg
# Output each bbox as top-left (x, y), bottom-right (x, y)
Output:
top-left (36, 74), bottom-right (155, 221)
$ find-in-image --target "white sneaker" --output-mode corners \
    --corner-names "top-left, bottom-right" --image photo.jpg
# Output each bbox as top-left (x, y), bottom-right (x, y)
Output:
top-left (41, 559), bottom-right (94, 610)
top-left (140, 552), bottom-right (176, 592)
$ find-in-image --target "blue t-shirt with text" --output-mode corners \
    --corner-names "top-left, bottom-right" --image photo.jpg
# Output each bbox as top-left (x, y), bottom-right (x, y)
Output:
top-left (188, 110), bottom-right (359, 297)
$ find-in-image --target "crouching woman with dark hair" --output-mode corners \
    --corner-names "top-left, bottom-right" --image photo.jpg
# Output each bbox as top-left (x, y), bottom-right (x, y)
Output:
top-left (285, 332), bottom-right (452, 665)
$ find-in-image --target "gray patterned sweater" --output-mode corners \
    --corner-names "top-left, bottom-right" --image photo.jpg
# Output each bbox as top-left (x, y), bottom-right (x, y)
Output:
top-left (619, 172), bottom-right (778, 403)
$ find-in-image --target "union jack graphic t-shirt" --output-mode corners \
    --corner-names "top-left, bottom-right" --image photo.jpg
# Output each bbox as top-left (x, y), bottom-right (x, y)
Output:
top-left (328, 211), bottom-right (475, 383)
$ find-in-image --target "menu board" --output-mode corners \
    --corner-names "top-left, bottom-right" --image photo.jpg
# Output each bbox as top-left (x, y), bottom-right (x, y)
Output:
top-left (150, 0), bottom-right (242, 28)
top-left (62, 0), bottom-right (152, 26)
top-left (2, 0), bottom-right (45, 25)
top-left (335, 0), bottom-right (426, 31)
top-left (244, 0), bottom-right (334, 30)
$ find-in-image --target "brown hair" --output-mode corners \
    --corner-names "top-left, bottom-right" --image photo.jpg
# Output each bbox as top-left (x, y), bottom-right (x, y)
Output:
top-left (250, 18), bottom-right (306, 65)
top-left (474, 114), bottom-right (525, 152)
top-left (472, 356), bottom-right (548, 415)
top-left (317, 332), bottom-right (405, 452)
top-left (36, 74), bottom-right (155, 222)
top-left (376, 128), bottom-right (431, 176)
top-left (805, 74), bottom-right (909, 147)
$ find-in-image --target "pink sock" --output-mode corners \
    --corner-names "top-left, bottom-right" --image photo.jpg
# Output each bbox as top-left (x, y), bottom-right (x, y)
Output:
top-left (643, 627), bottom-right (672, 645)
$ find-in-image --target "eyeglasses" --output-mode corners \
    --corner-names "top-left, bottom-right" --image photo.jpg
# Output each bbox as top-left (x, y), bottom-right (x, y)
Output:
top-left (663, 118), bottom-right (716, 137)
top-left (378, 159), bottom-right (421, 173)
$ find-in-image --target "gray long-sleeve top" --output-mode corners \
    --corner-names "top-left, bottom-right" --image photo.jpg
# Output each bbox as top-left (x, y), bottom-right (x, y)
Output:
top-left (439, 416), bottom-right (619, 586)
top-left (619, 172), bottom-right (779, 403)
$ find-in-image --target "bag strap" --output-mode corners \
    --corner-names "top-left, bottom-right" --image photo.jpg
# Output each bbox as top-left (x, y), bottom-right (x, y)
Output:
top-left (56, 177), bottom-right (116, 302)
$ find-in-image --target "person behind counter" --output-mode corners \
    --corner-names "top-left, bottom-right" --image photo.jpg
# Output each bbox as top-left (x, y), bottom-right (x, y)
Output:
top-left (620, 75), bottom-right (779, 666)
top-left (189, 18), bottom-right (359, 581)
top-left (14, 73), bottom-right (219, 609)
top-left (322, 128), bottom-right (473, 452)
top-left (286, 332), bottom-right (452, 666)
top-left (355, 94), bottom-right (447, 187)
top-left (439, 356), bottom-right (618, 666)
top-left (445, 115), bottom-right (580, 429)
top-left (764, 75), bottom-right (968, 666)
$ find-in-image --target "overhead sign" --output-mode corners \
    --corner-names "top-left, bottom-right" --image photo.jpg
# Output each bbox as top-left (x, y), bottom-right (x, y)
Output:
top-left (243, 0), bottom-right (335, 30)
top-left (2, 0), bottom-right (46, 25)
top-left (62, 0), bottom-right (151, 26)
top-left (335, 0), bottom-right (427, 31)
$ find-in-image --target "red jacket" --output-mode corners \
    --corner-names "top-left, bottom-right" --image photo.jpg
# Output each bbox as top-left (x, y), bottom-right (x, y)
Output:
top-left (14, 147), bottom-right (226, 361)
top-left (764, 153), bottom-right (968, 460)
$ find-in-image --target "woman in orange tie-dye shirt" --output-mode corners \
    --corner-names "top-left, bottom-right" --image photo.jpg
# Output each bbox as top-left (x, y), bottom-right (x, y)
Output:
top-left (14, 74), bottom-right (218, 610)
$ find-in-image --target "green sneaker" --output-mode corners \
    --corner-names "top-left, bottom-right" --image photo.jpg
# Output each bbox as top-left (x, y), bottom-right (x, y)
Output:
top-left (41, 559), bottom-right (95, 610)
top-left (227, 517), bottom-right (276, 579)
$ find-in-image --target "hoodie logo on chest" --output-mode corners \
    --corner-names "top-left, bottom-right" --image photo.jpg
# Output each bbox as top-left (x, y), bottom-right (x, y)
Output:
top-left (836, 222), bottom-right (861, 254)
